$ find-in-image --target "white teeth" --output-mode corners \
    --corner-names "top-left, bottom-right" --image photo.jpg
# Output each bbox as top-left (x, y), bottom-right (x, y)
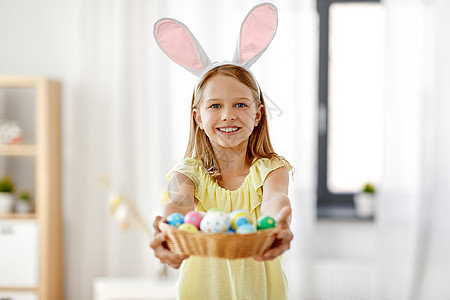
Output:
top-left (219, 127), bottom-right (238, 133)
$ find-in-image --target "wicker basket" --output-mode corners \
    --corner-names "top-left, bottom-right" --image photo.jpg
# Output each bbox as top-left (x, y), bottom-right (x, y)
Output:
top-left (158, 222), bottom-right (278, 259)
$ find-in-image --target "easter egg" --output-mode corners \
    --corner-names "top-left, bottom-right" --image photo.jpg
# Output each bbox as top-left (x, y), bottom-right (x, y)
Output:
top-left (257, 216), bottom-right (276, 230)
top-left (184, 211), bottom-right (203, 230)
top-left (228, 209), bottom-right (251, 230)
top-left (226, 228), bottom-right (236, 234)
top-left (236, 224), bottom-right (256, 234)
top-left (167, 213), bottom-right (184, 228)
top-left (200, 211), bottom-right (231, 233)
top-left (178, 223), bottom-right (199, 232)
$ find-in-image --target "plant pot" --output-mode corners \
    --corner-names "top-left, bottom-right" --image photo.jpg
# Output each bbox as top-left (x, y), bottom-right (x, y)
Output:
top-left (354, 193), bottom-right (375, 218)
top-left (0, 192), bottom-right (15, 213)
top-left (15, 199), bottom-right (32, 213)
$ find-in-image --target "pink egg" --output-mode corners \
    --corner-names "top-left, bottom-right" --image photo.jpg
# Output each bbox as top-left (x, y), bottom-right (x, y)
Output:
top-left (183, 211), bottom-right (203, 230)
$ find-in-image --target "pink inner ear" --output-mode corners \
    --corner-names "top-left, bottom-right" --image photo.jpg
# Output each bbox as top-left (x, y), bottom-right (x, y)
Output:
top-left (155, 20), bottom-right (203, 70)
top-left (240, 4), bottom-right (277, 63)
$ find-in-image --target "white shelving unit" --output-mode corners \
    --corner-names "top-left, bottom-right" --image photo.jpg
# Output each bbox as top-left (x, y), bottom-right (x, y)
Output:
top-left (0, 76), bottom-right (64, 300)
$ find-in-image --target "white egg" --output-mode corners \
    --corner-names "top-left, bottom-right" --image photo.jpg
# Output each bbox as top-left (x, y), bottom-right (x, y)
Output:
top-left (200, 211), bottom-right (231, 233)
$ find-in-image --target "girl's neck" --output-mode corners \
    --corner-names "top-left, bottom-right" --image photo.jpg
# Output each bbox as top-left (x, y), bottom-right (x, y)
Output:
top-left (213, 143), bottom-right (250, 177)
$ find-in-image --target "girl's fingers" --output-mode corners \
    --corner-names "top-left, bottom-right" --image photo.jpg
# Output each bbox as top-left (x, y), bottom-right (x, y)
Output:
top-left (150, 232), bottom-right (188, 269)
top-left (153, 216), bottom-right (164, 233)
top-left (149, 233), bottom-right (166, 249)
top-left (276, 228), bottom-right (294, 241)
top-left (254, 227), bottom-right (293, 261)
top-left (261, 244), bottom-right (289, 260)
top-left (275, 206), bottom-right (292, 228)
top-left (160, 251), bottom-right (189, 269)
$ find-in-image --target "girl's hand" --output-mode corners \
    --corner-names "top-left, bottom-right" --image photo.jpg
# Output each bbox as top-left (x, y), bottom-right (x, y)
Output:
top-left (254, 206), bottom-right (293, 261)
top-left (149, 215), bottom-right (189, 269)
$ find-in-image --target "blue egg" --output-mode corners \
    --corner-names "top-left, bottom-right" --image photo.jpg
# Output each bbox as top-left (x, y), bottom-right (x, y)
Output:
top-left (235, 217), bottom-right (249, 228)
top-left (228, 209), bottom-right (251, 230)
top-left (236, 224), bottom-right (256, 234)
top-left (167, 213), bottom-right (184, 228)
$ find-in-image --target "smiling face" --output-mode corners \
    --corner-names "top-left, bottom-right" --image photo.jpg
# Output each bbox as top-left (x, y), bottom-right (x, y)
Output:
top-left (193, 75), bottom-right (263, 153)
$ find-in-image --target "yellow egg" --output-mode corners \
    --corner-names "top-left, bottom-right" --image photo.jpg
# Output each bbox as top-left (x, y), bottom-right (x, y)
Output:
top-left (178, 223), bottom-right (199, 232)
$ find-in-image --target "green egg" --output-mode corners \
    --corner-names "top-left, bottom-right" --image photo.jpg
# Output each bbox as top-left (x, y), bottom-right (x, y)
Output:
top-left (257, 216), bottom-right (276, 230)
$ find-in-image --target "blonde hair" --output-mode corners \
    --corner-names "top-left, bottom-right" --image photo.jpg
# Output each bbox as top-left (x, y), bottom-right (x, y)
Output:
top-left (184, 64), bottom-right (292, 183)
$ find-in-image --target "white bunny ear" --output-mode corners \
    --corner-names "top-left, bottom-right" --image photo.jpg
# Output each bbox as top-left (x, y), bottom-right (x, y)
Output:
top-left (154, 18), bottom-right (211, 76)
top-left (233, 2), bottom-right (278, 67)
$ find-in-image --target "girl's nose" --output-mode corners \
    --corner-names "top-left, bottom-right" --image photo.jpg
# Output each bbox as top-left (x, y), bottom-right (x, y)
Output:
top-left (221, 109), bottom-right (236, 121)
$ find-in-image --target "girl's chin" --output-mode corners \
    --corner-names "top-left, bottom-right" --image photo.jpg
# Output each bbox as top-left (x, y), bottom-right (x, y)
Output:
top-left (211, 139), bottom-right (248, 151)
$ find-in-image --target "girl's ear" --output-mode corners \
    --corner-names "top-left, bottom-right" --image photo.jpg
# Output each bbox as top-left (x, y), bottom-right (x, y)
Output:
top-left (153, 18), bottom-right (211, 76)
top-left (193, 108), bottom-right (203, 130)
top-left (255, 104), bottom-right (264, 126)
top-left (233, 3), bottom-right (278, 68)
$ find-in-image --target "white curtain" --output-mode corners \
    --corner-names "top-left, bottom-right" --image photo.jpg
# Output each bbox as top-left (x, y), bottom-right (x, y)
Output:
top-left (73, 0), bottom-right (317, 299)
top-left (379, 0), bottom-right (450, 299)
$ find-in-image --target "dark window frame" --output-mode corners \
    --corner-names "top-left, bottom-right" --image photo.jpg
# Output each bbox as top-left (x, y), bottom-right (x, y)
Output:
top-left (316, 0), bottom-right (380, 219)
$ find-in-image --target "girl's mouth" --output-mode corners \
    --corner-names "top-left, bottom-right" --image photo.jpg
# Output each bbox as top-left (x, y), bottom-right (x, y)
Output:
top-left (217, 126), bottom-right (240, 134)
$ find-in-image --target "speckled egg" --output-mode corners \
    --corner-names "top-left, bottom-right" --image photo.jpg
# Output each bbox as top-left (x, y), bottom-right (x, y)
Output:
top-left (166, 213), bottom-right (184, 228)
top-left (200, 211), bottom-right (231, 233)
top-left (236, 224), bottom-right (256, 234)
top-left (228, 209), bottom-right (251, 230)
top-left (183, 211), bottom-right (203, 230)
top-left (257, 216), bottom-right (276, 230)
top-left (178, 223), bottom-right (199, 232)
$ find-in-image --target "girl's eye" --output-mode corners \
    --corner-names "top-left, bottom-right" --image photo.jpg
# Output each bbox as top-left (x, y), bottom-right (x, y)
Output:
top-left (236, 103), bottom-right (246, 108)
top-left (211, 104), bottom-right (220, 109)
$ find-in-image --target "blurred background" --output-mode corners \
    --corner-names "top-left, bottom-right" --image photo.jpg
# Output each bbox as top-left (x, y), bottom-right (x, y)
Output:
top-left (0, 0), bottom-right (449, 299)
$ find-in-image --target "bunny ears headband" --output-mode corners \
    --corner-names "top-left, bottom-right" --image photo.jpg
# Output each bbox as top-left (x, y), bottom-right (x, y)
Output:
top-left (153, 2), bottom-right (278, 96)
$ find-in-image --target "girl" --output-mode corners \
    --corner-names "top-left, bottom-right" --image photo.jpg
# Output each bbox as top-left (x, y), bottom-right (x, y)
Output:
top-left (150, 64), bottom-right (294, 299)
top-left (150, 3), bottom-right (293, 299)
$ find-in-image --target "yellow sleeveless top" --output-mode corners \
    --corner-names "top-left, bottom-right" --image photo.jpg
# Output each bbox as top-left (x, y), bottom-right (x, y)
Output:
top-left (166, 157), bottom-right (289, 300)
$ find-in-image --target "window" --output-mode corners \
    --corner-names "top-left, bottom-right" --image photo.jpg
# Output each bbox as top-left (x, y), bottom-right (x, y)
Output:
top-left (317, 0), bottom-right (385, 219)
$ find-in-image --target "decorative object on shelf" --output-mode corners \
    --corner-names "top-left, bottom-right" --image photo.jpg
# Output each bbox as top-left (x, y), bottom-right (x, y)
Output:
top-left (354, 182), bottom-right (376, 218)
top-left (15, 189), bottom-right (32, 213)
top-left (0, 175), bottom-right (15, 213)
top-left (0, 119), bottom-right (23, 144)
top-left (99, 174), bottom-right (172, 280)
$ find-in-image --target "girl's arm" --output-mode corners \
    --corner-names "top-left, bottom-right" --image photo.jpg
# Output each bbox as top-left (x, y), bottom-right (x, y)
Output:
top-left (150, 172), bottom-right (196, 269)
top-left (256, 167), bottom-right (294, 261)
top-left (164, 172), bottom-right (197, 217)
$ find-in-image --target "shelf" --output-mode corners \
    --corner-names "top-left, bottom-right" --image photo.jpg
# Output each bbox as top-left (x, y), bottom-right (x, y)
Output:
top-left (0, 213), bottom-right (37, 220)
top-left (0, 76), bottom-right (46, 89)
top-left (0, 76), bottom-right (63, 300)
top-left (0, 144), bottom-right (37, 156)
top-left (0, 286), bottom-right (38, 292)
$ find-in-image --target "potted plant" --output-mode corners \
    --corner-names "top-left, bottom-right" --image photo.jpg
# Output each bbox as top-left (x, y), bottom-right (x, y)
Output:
top-left (15, 189), bottom-right (32, 213)
top-left (354, 182), bottom-right (376, 218)
top-left (0, 175), bottom-right (15, 213)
